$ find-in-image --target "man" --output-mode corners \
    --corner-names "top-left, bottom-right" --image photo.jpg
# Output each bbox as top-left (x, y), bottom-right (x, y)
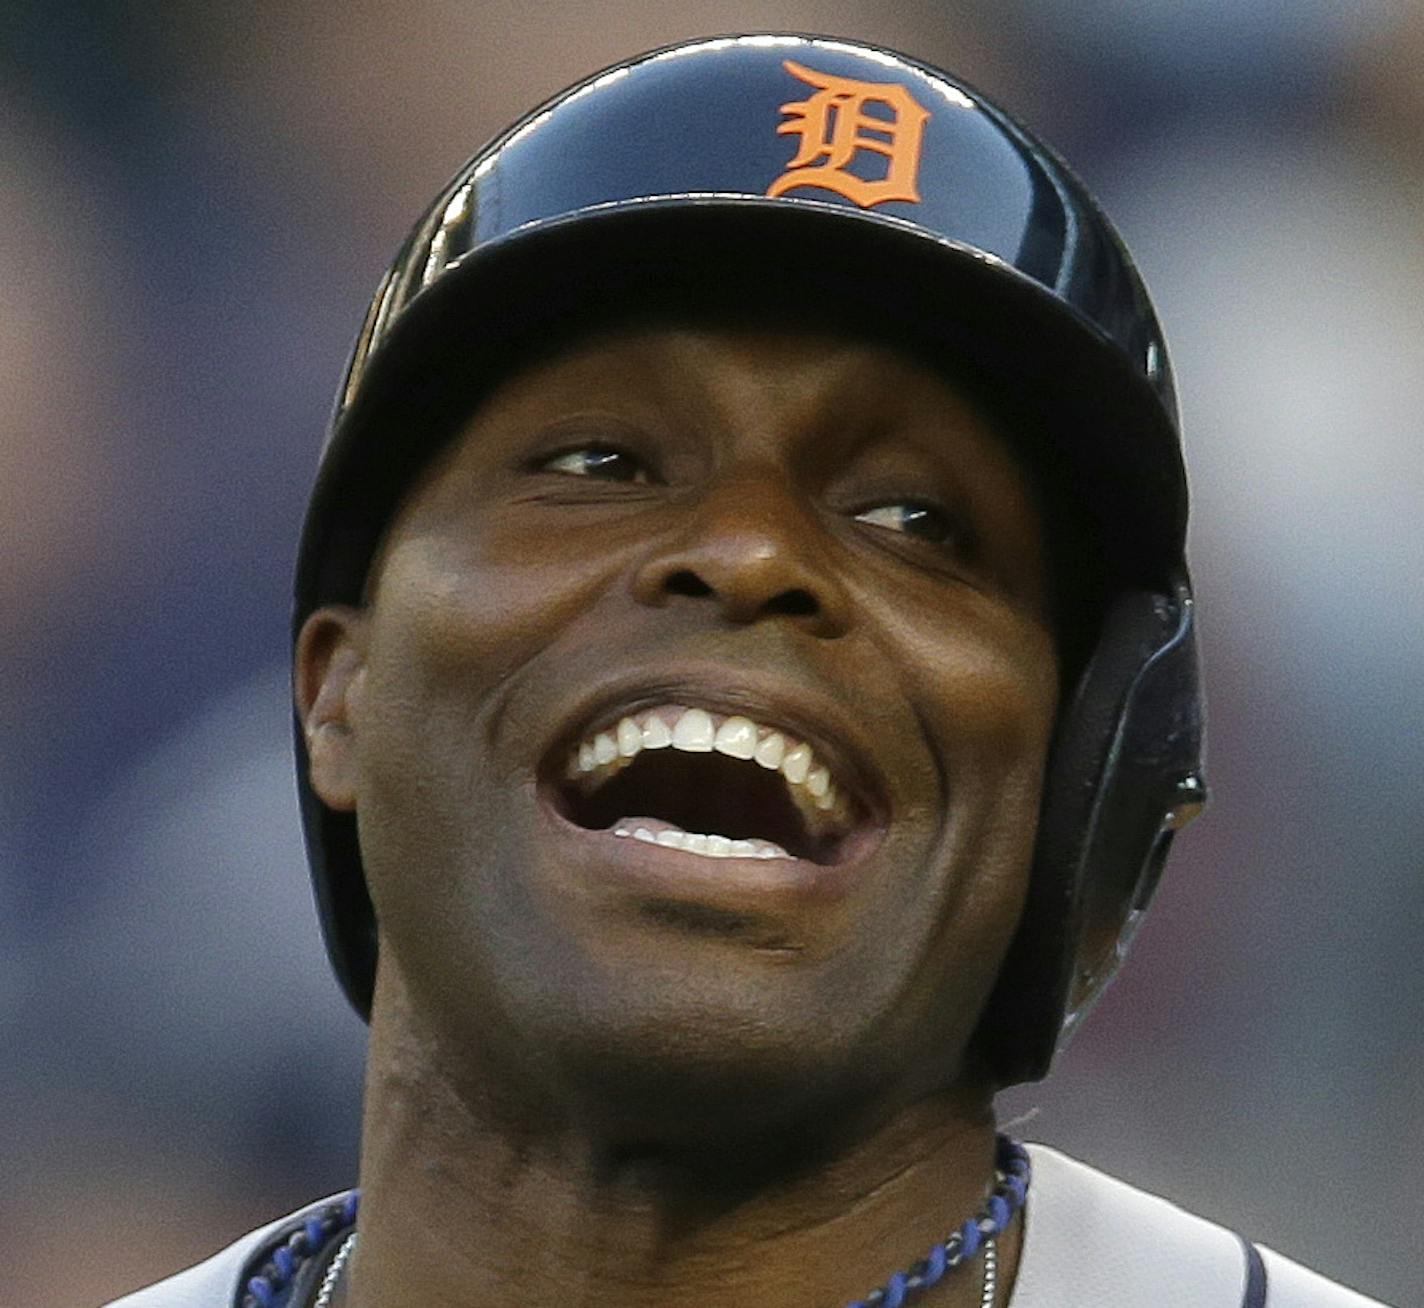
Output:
top-left (107, 35), bottom-right (1388, 1308)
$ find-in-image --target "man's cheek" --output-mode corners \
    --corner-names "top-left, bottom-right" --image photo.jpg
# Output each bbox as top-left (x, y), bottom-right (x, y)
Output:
top-left (374, 559), bottom-right (613, 684)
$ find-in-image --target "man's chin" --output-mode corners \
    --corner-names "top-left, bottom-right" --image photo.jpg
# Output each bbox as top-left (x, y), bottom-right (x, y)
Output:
top-left (472, 974), bottom-right (945, 1161)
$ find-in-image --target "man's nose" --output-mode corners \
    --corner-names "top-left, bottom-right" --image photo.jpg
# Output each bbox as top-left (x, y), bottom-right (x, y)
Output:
top-left (629, 466), bottom-right (851, 639)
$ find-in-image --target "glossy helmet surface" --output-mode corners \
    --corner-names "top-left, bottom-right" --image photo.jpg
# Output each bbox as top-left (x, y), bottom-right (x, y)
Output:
top-left (294, 33), bottom-right (1205, 1086)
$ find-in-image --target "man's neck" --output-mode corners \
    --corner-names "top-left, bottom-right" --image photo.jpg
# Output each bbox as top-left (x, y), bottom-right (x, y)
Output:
top-left (343, 1004), bottom-right (1019, 1307)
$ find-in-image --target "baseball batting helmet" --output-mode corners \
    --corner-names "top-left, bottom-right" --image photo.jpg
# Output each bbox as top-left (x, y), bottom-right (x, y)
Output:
top-left (293, 33), bottom-right (1206, 1087)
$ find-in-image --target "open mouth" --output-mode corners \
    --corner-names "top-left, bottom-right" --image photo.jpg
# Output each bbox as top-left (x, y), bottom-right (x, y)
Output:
top-left (545, 705), bottom-right (874, 865)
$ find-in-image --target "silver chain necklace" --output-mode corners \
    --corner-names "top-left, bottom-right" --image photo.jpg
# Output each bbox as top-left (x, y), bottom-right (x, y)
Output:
top-left (311, 1231), bottom-right (998, 1308)
top-left (979, 1236), bottom-right (999, 1308)
top-left (313, 1230), bottom-right (356, 1308)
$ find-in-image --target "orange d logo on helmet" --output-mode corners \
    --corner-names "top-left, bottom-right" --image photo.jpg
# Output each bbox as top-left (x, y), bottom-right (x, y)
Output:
top-left (767, 59), bottom-right (931, 208)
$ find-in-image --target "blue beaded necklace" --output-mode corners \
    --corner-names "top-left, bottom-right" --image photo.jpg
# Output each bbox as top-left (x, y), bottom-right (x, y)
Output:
top-left (846, 1137), bottom-right (1028, 1308)
top-left (243, 1137), bottom-right (1029, 1308)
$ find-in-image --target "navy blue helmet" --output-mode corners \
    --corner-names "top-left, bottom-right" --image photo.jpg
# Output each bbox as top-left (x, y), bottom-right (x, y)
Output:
top-left (294, 34), bottom-right (1205, 1087)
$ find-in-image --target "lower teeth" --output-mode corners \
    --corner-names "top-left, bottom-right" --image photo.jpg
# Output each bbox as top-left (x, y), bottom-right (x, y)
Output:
top-left (612, 824), bottom-right (792, 860)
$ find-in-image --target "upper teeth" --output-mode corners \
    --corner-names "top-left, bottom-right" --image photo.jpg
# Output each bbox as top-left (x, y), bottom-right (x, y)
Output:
top-left (568, 705), bottom-right (844, 815)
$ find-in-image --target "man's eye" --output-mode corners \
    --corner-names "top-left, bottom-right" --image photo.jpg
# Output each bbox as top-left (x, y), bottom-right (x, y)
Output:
top-left (854, 502), bottom-right (959, 546)
top-left (540, 446), bottom-right (650, 484)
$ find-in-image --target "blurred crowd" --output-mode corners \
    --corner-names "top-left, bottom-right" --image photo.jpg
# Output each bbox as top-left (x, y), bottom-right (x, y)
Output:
top-left (4, 3), bottom-right (1421, 1304)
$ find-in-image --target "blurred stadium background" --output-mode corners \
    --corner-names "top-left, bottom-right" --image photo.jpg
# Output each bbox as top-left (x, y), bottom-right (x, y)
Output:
top-left (3, 3), bottom-right (1421, 1304)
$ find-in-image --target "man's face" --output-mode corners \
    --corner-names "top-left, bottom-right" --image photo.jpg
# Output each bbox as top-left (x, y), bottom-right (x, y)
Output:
top-left (303, 323), bottom-right (1059, 1137)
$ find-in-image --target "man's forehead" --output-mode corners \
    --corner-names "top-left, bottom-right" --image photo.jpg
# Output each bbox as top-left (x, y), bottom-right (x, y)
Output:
top-left (459, 307), bottom-right (1019, 441)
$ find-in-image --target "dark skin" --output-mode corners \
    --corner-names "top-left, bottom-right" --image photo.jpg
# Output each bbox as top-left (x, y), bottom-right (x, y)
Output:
top-left (295, 324), bottom-right (1060, 1306)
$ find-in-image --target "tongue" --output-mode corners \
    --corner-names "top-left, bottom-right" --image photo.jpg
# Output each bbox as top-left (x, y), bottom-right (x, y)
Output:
top-left (608, 816), bottom-right (794, 861)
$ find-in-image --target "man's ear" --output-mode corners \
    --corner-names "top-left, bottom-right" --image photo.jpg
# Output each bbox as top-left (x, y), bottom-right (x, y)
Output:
top-left (294, 606), bottom-right (369, 812)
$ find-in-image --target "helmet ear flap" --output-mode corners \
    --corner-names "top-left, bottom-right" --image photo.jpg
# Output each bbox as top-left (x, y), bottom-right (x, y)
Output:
top-left (977, 582), bottom-right (1205, 1087)
top-left (296, 731), bottom-right (377, 1018)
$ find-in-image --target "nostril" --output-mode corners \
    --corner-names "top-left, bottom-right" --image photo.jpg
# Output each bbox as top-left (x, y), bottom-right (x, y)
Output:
top-left (666, 570), bottom-right (714, 598)
top-left (766, 589), bottom-right (819, 617)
